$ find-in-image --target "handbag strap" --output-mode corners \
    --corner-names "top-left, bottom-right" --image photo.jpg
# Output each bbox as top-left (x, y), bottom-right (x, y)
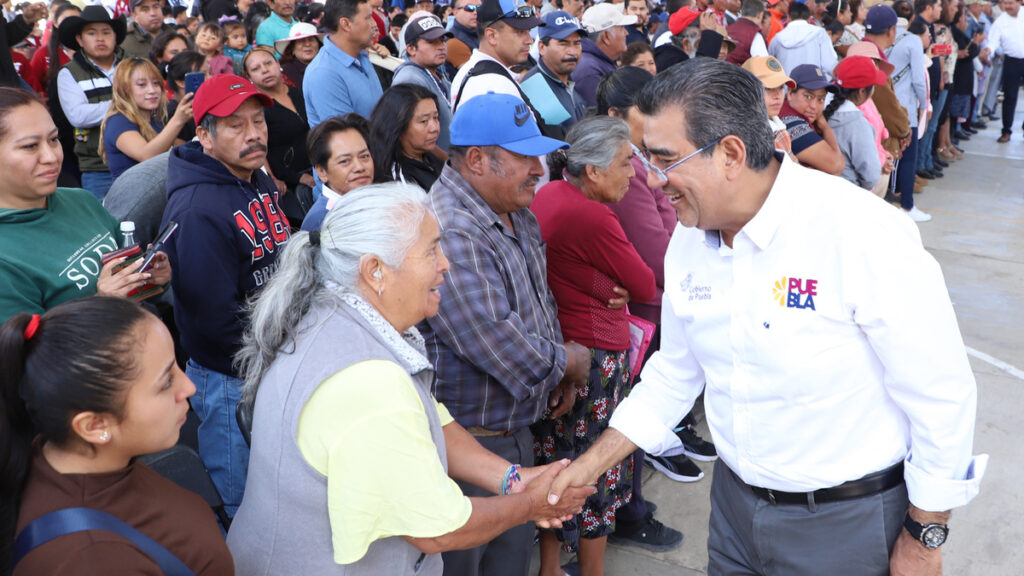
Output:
top-left (13, 507), bottom-right (195, 576)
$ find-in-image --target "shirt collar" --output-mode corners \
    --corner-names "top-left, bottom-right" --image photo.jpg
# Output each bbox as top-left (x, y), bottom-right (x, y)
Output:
top-left (738, 151), bottom-right (790, 251)
top-left (437, 164), bottom-right (507, 230)
top-left (324, 36), bottom-right (365, 68)
top-left (537, 60), bottom-right (570, 88)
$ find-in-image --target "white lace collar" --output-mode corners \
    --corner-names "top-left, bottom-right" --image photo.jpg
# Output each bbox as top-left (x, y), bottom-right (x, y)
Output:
top-left (338, 292), bottom-right (432, 374)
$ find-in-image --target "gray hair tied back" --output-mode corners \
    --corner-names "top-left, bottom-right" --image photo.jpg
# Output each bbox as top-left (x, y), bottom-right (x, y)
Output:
top-left (235, 183), bottom-right (433, 411)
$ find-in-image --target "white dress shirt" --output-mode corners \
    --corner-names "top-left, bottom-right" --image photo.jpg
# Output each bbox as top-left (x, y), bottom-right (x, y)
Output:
top-left (988, 12), bottom-right (1024, 59)
top-left (610, 155), bottom-right (987, 513)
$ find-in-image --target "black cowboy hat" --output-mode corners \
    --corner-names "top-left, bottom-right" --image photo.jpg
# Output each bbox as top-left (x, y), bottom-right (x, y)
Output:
top-left (59, 5), bottom-right (127, 52)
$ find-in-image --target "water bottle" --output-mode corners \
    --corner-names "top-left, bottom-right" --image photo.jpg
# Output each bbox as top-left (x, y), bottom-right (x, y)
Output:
top-left (120, 221), bottom-right (137, 248)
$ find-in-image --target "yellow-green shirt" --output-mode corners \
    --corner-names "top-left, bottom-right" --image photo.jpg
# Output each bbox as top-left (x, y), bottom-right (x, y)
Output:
top-left (296, 359), bottom-right (473, 564)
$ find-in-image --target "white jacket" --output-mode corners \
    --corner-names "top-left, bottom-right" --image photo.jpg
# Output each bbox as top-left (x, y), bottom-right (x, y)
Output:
top-left (768, 20), bottom-right (839, 79)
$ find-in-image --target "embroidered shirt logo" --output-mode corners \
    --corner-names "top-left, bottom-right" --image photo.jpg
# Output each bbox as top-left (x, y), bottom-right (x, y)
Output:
top-left (773, 276), bottom-right (817, 310)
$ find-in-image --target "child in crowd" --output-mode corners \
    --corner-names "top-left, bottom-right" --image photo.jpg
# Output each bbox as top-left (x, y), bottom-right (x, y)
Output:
top-left (222, 20), bottom-right (252, 75)
top-left (194, 22), bottom-right (233, 75)
top-left (823, 56), bottom-right (884, 191)
top-left (99, 58), bottom-right (194, 180)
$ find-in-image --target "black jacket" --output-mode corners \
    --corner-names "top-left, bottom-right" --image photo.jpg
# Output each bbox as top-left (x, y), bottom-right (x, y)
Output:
top-left (1, 15), bottom-right (33, 88)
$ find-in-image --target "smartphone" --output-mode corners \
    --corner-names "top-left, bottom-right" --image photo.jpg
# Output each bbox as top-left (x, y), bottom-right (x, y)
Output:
top-left (138, 221), bottom-right (178, 273)
top-left (932, 44), bottom-right (953, 56)
top-left (184, 71), bottom-right (205, 95)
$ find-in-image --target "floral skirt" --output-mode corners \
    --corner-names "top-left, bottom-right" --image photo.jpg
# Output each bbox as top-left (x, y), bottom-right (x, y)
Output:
top-left (531, 348), bottom-right (633, 551)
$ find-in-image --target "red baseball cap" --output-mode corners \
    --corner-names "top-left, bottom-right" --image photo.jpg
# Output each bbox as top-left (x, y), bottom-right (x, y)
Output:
top-left (193, 74), bottom-right (273, 124)
top-left (833, 56), bottom-right (888, 90)
top-left (669, 6), bottom-right (701, 35)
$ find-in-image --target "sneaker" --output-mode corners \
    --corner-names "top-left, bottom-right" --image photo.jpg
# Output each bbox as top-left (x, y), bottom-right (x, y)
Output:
top-left (609, 514), bottom-right (684, 552)
top-left (647, 453), bottom-right (705, 482)
top-left (904, 206), bottom-right (932, 222)
top-left (675, 425), bottom-right (718, 461)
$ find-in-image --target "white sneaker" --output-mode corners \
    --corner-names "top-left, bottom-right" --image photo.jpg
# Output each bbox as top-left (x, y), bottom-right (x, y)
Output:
top-left (904, 206), bottom-right (932, 222)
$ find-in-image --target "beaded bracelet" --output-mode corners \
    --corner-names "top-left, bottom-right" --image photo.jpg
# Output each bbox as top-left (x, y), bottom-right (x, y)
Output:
top-left (500, 464), bottom-right (522, 496)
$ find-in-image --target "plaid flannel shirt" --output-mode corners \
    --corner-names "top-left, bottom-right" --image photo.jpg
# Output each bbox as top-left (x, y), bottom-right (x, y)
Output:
top-left (421, 165), bottom-right (568, 431)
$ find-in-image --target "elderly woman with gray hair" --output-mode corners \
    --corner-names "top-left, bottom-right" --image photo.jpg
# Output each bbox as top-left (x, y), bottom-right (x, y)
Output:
top-left (531, 116), bottom-right (657, 576)
top-left (226, 183), bottom-right (593, 575)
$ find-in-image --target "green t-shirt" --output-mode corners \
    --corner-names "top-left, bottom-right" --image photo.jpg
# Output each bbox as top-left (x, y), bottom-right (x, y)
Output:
top-left (0, 187), bottom-right (121, 322)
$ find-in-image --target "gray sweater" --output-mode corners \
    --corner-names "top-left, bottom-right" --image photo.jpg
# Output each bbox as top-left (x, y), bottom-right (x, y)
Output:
top-left (828, 101), bottom-right (881, 191)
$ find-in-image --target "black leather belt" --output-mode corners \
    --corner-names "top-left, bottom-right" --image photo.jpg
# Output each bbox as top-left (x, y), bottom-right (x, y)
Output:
top-left (748, 462), bottom-right (904, 505)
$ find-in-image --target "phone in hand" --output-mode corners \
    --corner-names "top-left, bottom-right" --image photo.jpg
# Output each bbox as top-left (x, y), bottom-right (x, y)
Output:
top-left (932, 44), bottom-right (954, 56)
top-left (184, 71), bottom-right (205, 95)
top-left (138, 221), bottom-right (178, 273)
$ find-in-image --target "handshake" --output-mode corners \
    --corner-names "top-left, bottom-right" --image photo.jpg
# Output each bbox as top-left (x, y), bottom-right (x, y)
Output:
top-left (510, 458), bottom-right (602, 529)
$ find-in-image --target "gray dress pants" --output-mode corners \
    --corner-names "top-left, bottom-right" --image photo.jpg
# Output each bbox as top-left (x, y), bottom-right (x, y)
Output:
top-left (708, 459), bottom-right (908, 576)
top-left (441, 426), bottom-right (535, 576)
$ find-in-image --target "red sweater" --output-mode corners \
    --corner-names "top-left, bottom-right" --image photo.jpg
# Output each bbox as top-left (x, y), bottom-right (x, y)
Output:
top-left (531, 180), bottom-right (656, 351)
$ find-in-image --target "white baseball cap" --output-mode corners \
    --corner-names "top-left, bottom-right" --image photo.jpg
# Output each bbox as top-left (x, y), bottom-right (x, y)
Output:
top-left (581, 3), bottom-right (637, 34)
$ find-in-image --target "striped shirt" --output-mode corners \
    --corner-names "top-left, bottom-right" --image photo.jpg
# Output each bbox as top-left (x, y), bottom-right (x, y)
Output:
top-left (421, 165), bottom-right (568, 431)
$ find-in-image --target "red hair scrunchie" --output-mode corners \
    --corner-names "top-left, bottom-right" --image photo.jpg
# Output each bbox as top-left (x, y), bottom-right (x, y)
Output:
top-left (23, 314), bottom-right (41, 341)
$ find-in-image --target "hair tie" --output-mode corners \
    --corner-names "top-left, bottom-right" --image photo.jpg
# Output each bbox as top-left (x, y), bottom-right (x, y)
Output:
top-left (24, 314), bottom-right (40, 340)
top-left (218, 15), bottom-right (239, 24)
top-left (309, 230), bottom-right (321, 247)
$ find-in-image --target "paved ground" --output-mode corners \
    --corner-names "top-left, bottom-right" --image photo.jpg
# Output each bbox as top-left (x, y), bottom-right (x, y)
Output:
top-left (532, 112), bottom-right (1024, 575)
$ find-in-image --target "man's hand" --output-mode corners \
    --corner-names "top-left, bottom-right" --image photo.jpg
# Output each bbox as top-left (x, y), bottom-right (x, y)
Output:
top-left (299, 173), bottom-right (316, 188)
top-left (20, 3), bottom-right (47, 26)
top-left (890, 505), bottom-right (949, 576)
top-left (607, 285), bottom-right (630, 310)
top-left (698, 11), bottom-right (716, 32)
top-left (890, 529), bottom-right (942, 576)
top-left (547, 379), bottom-right (578, 420)
top-left (372, 43), bottom-right (391, 58)
top-left (563, 341), bottom-right (590, 385)
top-left (521, 460), bottom-right (596, 529)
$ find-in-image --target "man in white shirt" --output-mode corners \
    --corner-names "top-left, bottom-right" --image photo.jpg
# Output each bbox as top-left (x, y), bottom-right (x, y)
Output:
top-left (988, 0), bottom-right (1024, 141)
top-left (548, 58), bottom-right (987, 576)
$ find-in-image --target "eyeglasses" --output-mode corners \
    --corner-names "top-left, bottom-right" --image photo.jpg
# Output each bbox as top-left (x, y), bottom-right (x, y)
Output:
top-left (633, 137), bottom-right (722, 182)
top-left (459, 4), bottom-right (478, 12)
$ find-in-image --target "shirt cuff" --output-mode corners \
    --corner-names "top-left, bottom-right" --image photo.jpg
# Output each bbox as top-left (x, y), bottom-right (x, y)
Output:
top-left (608, 395), bottom-right (683, 457)
top-left (905, 453), bottom-right (989, 512)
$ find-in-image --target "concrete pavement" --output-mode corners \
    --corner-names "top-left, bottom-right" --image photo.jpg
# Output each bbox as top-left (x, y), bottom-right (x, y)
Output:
top-left (533, 111), bottom-right (1024, 575)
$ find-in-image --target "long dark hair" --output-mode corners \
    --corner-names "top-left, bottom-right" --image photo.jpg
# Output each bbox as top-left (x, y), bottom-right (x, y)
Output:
top-left (46, 3), bottom-right (82, 86)
top-left (368, 83), bottom-right (438, 183)
top-left (0, 297), bottom-right (151, 572)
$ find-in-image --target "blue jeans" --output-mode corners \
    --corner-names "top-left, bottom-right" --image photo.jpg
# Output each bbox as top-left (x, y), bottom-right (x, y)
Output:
top-left (186, 360), bottom-right (249, 517)
top-left (80, 171), bottom-right (114, 201)
top-left (917, 90), bottom-right (947, 171)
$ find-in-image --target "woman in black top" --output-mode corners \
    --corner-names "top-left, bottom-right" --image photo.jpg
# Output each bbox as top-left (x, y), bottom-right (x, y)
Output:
top-left (369, 84), bottom-right (444, 191)
top-left (242, 46), bottom-right (313, 193)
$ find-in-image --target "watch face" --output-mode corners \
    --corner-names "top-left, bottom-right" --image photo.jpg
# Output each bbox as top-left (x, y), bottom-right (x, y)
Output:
top-left (922, 525), bottom-right (948, 549)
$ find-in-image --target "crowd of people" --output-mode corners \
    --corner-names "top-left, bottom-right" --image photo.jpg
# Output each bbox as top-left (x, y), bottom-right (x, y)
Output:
top-left (0, 0), bottom-right (995, 573)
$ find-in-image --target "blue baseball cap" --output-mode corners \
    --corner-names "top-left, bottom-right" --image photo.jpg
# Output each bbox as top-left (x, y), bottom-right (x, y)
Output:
top-left (789, 64), bottom-right (836, 92)
top-left (864, 5), bottom-right (898, 33)
top-left (539, 11), bottom-right (587, 40)
top-left (450, 93), bottom-right (568, 156)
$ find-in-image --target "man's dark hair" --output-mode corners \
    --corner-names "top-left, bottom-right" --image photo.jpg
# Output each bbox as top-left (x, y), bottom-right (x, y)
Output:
top-left (914, 0), bottom-right (938, 14)
top-left (624, 0), bottom-right (647, 11)
top-left (636, 58), bottom-right (774, 171)
top-left (392, 12), bottom-right (409, 28)
top-left (788, 1), bottom-right (810, 20)
top-left (741, 0), bottom-right (765, 17)
top-left (478, 14), bottom-right (508, 36)
top-left (666, 0), bottom-right (689, 14)
top-left (892, 0), bottom-right (914, 19)
top-left (306, 113), bottom-right (371, 170)
top-left (324, 0), bottom-right (370, 33)
top-left (907, 17), bottom-right (928, 35)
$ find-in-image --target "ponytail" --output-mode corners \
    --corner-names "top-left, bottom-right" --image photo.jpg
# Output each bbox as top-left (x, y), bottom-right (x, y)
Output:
top-left (0, 298), bottom-right (150, 572)
top-left (823, 86), bottom-right (854, 121)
